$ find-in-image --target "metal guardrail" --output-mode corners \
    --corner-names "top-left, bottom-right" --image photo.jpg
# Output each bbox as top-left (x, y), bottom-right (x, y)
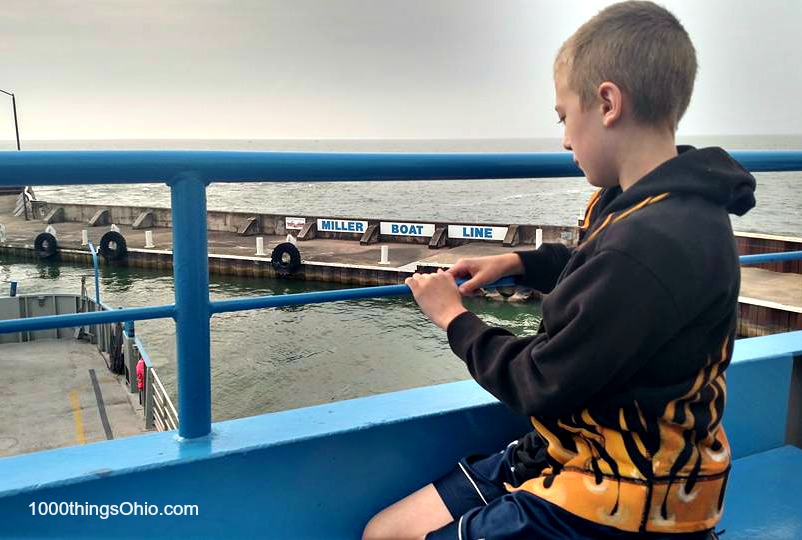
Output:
top-left (133, 335), bottom-right (178, 432)
top-left (739, 250), bottom-right (802, 265)
top-left (149, 369), bottom-right (178, 431)
top-left (87, 242), bottom-right (101, 305)
top-left (1, 150), bottom-right (801, 439)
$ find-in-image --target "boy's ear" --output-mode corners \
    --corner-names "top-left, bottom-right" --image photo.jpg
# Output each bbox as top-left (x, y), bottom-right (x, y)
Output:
top-left (597, 81), bottom-right (623, 127)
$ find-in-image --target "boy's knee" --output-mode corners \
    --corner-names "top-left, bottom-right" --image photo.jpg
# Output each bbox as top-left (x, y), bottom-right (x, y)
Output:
top-left (362, 510), bottom-right (397, 540)
top-left (363, 484), bottom-right (452, 539)
top-left (362, 508), bottom-right (427, 540)
top-left (361, 512), bottom-right (381, 540)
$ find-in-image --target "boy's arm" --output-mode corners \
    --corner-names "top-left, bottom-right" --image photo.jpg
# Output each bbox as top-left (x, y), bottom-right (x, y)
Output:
top-left (447, 248), bottom-right (682, 419)
top-left (514, 243), bottom-right (574, 293)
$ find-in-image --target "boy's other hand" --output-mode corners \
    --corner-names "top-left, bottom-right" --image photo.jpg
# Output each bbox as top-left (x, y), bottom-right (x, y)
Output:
top-left (405, 269), bottom-right (467, 330)
top-left (448, 253), bottom-right (524, 295)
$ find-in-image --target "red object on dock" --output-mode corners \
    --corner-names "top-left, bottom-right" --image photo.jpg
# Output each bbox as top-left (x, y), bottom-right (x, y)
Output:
top-left (136, 357), bottom-right (145, 391)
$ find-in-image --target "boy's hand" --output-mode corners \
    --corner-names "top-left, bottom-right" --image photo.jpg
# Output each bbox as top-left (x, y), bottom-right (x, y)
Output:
top-left (405, 269), bottom-right (467, 330)
top-left (448, 253), bottom-right (524, 295)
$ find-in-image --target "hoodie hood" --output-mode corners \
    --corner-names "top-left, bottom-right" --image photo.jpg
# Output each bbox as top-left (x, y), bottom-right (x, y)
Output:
top-left (605, 146), bottom-right (757, 217)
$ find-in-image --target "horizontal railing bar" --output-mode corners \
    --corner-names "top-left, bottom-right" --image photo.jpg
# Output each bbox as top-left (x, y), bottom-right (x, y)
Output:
top-left (210, 284), bottom-right (411, 314)
top-left (3, 249), bottom-right (800, 336)
top-left (0, 304), bottom-right (176, 335)
top-left (209, 277), bottom-right (517, 315)
top-left (1, 150), bottom-right (801, 187)
top-left (208, 251), bottom-right (800, 317)
top-left (134, 336), bottom-right (154, 368)
top-left (0, 277), bottom-right (505, 336)
top-left (0, 151), bottom-right (574, 185)
top-left (739, 250), bottom-right (802, 265)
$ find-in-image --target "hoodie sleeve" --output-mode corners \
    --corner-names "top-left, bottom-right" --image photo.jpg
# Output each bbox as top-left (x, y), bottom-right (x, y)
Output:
top-left (447, 248), bottom-right (682, 419)
top-left (515, 243), bottom-right (574, 294)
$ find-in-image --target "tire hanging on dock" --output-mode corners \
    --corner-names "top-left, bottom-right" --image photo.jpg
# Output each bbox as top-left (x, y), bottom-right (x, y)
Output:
top-left (34, 232), bottom-right (58, 259)
top-left (99, 231), bottom-right (128, 261)
top-left (271, 242), bottom-right (302, 275)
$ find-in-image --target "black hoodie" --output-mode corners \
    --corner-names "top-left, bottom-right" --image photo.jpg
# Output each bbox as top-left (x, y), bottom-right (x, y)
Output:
top-left (446, 147), bottom-right (756, 534)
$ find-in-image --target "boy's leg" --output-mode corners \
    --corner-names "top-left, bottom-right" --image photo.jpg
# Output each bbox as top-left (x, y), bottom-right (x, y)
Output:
top-left (363, 443), bottom-right (521, 540)
top-left (362, 483), bottom-right (452, 540)
top-left (427, 491), bottom-right (717, 540)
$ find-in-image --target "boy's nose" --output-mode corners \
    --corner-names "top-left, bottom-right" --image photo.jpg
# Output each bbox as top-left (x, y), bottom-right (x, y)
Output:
top-left (562, 136), bottom-right (572, 151)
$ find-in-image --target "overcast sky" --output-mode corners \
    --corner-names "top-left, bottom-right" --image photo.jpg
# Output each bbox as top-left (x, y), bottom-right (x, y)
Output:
top-left (1, 0), bottom-right (800, 140)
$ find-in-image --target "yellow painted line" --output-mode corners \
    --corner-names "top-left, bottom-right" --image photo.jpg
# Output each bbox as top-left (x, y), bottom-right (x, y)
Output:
top-left (69, 390), bottom-right (87, 445)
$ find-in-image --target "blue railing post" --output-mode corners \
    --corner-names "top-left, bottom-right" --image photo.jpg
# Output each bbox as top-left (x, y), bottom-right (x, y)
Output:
top-left (87, 242), bottom-right (100, 304)
top-left (170, 172), bottom-right (212, 439)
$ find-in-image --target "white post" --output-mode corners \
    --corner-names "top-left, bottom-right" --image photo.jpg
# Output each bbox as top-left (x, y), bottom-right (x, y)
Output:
top-left (379, 245), bottom-right (390, 265)
top-left (256, 237), bottom-right (266, 256)
top-left (286, 234), bottom-right (297, 245)
top-left (144, 230), bottom-right (155, 248)
top-left (45, 225), bottom-right (57, 237)
top-left (0, 224), bottom-right (6, 244)
top-left (110, 224), bottom-right (120, 233)
top-left (535, 228), bottom-right (543, 249)
top-left (81, 229), bottom-right (89, 246)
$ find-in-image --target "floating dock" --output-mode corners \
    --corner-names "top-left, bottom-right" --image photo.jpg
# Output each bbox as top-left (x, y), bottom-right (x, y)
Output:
top-left (1, 195), bottom-right (800, 336)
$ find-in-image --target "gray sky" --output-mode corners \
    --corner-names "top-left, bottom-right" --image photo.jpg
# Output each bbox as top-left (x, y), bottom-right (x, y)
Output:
top-left (1, 0), bottom-right (800, 140)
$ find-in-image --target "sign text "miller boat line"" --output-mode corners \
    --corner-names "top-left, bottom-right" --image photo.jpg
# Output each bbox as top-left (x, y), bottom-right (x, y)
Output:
top-left (317, 219), bottom-right (368, 233)
top-left (380, 222), bottom-right (436, 237)
top-left (448, 225), bottom-right (509, 241)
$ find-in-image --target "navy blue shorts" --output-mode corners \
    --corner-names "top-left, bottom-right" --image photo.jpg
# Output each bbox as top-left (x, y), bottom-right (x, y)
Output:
top-left (426, 441), bottom-right (714, 540)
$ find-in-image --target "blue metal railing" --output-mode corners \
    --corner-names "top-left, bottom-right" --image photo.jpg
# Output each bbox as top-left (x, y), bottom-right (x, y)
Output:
top-left (739, 251), bottom-right (802, 265)
top-left (1, 150), bottom-right (801, 439)
top-left (87, 241), bottom-right (101, 304)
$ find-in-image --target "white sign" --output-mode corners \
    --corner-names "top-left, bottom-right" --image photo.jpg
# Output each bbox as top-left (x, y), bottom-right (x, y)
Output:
top-left (317, 219), bottom-right (368, 234)
top-left (285, 217), bottom-right (306, 230)
top-left (448, 224), bottom-right (508, 241)
top-left (380, 222), bottom-right (435, 237)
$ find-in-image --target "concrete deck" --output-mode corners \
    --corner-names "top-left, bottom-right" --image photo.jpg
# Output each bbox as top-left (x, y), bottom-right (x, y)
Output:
top-left (0, 340), bottom-right (147, 458)
top-left (740, 267), bottom-right (802, 309)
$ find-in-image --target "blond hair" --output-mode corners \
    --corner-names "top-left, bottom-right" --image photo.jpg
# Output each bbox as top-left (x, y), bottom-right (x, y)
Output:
top-left (556, 1), bottom-right (697, 131)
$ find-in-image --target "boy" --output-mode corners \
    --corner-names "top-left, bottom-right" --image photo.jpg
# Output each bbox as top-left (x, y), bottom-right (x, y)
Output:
top-left (364, 1), bottom-right (756, 539)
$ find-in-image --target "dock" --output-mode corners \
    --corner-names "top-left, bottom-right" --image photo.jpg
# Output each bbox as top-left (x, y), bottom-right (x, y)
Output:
top-left (0, 340), bottom-right (146, 457)
top-left (1, 195), bottom-right (800, 337)
top-left (0, 195), bottom-right (575, 284)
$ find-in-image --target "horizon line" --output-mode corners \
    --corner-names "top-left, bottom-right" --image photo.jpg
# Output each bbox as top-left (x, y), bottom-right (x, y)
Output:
top-left (2, 133), bottom-right (802, 143)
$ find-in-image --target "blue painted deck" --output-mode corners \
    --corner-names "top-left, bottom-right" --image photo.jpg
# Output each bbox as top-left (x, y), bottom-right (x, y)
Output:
top-left (726, 446), bottom-right (802, 539)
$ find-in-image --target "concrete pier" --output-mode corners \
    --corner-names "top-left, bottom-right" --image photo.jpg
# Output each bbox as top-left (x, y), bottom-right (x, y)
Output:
top-left (0, 197), bottom-right (574, 286)
top-left (1, 196), bottom-right (800, 335)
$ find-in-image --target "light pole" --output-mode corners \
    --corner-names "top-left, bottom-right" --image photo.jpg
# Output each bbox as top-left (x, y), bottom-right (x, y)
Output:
top-left (0, 89), bottom-right (21, 151)
top-left (0, 88), bottom-right (26, 219)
